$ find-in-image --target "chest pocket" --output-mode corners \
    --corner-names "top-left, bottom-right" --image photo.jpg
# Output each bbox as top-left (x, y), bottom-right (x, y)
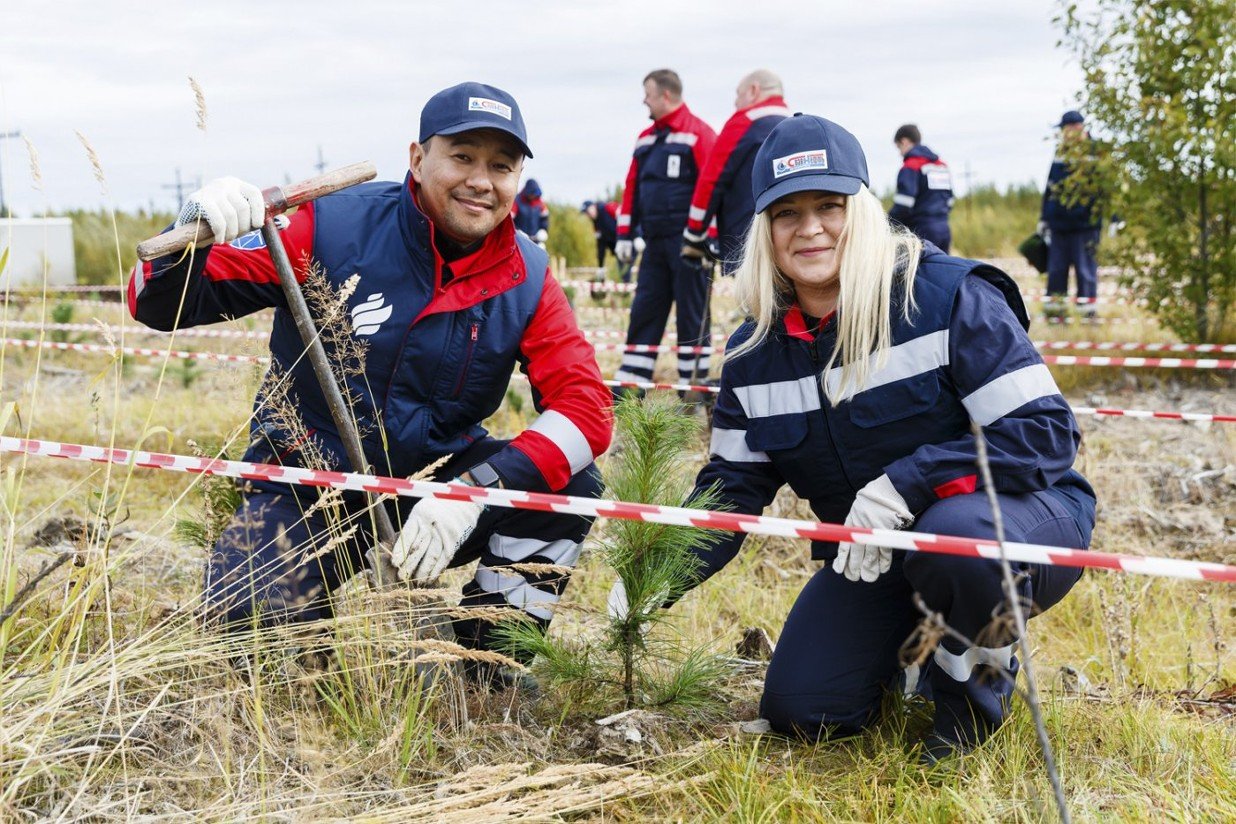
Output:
top-left (847, 371), bottom-right (941, 428)
top-left (744, 415), bottom-right (808, 453)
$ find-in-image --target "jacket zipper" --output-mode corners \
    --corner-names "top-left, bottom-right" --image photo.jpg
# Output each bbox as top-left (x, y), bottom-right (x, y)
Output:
top-left (452, 322), bottom-right (479, 398)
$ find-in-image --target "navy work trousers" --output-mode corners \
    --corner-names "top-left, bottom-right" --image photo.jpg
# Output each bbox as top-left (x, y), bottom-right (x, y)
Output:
top-left (614, 234), bottom-right (712, 385)
top-left (760, 489), bottom-right (1091, 749)
top-left (1046, 228), bottom-right (1099, 299)
top-left (204, 437), bottom-right (603, 657)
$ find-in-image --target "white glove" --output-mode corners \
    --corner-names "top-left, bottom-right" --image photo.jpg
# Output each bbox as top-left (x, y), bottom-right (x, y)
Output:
top-left (390, 495), bottom-right (484, 582)
top-left (833, 475), bottom-right (913, 583)
top-left (606, 579), bottom-right (631, 620)
top-left (615, 239), bottom-right (634, 264)
top-left (633, 236), bottom-right (646, 254)
top-left (1036, 220), bottom-right (1051, 246)
top-left (534, 228), bottom-right (549, 244)
top-left (176, 176), bottom-right (266, 246)
top-left (1107, 220), bottom-right (1125, 238)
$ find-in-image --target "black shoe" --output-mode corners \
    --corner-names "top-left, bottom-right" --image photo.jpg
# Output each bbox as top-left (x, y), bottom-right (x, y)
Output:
top-left (918, 733), bottom-right (970, 766)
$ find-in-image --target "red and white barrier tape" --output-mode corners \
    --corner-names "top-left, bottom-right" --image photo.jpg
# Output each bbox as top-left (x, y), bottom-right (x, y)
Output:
top-left (5, 336), bottom-right (1234, 422)
top-left (2, 435), bottom-right (1232, 583)
top-left (1036, 340), bottom-right (1236, 354)
top-left (4, 283), bottom-right (125, 294)
top-left (1, 320), bottom-right (270, 342)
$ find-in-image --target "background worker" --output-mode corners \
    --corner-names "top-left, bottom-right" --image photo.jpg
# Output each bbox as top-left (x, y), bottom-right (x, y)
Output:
top-left (615, 114), bottom-right (1095, 762)
top-left (888, 123), bottom-right (955, 252)
top-left (582, 198), bottom-right (630, 279)
top-left (1039, 110), bottom-right (1103, 314)
top-left (513, 177), bottom-right (550, 246)
top-left (682, 69), bottom-right (790, 274)
top-left (613, 69), bottom-right (717, 390)
top-left (129, 82), bottom-right (612, 686)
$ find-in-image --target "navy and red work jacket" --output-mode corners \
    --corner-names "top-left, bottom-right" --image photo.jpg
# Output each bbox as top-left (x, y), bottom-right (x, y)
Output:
top-left (1041, 140), bottom-right (1101, 233)
top-left (683, 248), bottom-right (1096, 585)
top-left (889, 145), bottom-right (954, 231)
top-left (513, 180), bottom-right (550, 237)
top-left (128, 174), bottom-right (612, 493)
top-left (617, 103), bottom-right (717, 240)
top-left (684, 96), bottom-right (790, 270)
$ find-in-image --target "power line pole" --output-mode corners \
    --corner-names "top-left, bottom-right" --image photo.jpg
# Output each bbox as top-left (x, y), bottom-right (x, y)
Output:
top-left (0, 129), bottom-right (24, 218)
top-left (315, 145), bottom-right (327, 175)
top-left (161, 168), bottom-right (200, 212)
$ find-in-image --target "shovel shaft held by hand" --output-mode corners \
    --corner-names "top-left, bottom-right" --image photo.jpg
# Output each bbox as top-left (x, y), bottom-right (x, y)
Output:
top-left (259, 220), bottom-right (400, 552)
top-left (135, 161), bottom-right (377, 262)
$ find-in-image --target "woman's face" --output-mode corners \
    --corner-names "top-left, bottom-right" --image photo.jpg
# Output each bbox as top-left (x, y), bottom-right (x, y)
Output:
top-left (769, 191), bottom-right (847, 314)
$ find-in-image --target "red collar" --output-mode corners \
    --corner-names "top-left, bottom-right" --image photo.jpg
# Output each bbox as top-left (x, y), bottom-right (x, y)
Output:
top-left (740, 95), bottom-right (787, 115)
top-left (652, 102), bottom-right (692, 131)
top-left (784, 304), bottom-right (835, 341)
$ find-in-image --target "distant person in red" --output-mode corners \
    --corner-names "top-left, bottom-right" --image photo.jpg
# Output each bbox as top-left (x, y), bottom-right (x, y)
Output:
top-left (888, 124), bottom-right (954, 253)
top-left (582, 198), bottom-right (632, 279)
top-left (513, 178), bottom-right (550, 247)
top-left (682, 69), bottom-right (790, 274)
top-left (614, 68), bottom-right (717, 390)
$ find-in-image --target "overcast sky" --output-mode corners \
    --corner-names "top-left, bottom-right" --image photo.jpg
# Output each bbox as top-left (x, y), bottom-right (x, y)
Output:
top-left (0, 0), bottom-right (1083, 218)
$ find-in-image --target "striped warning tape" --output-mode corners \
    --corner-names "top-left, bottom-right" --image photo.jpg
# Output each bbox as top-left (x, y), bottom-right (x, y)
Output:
top-left (5, 336), bottom-right (1234, 422)
top-left (2, 435), bottom-right (1232, 583)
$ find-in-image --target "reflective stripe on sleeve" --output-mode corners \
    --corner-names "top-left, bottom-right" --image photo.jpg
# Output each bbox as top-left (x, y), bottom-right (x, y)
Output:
top-left (528, 409), bottom-right (595, 474)
top-left (688, 205), bottom-right (708, 222)
top-left (961, 363), bottom-right (1061, 426)
top-left (893, 193), bottom-right (916, 207)
top-left (709, 427), bottom-right (771, 463)
top-left (474, 565), bottom-right (559, 621)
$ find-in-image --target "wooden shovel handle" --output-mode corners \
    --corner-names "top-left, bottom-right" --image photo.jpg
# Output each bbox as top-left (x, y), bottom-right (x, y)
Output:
top-left (136, 161), bottom-right (377, 261)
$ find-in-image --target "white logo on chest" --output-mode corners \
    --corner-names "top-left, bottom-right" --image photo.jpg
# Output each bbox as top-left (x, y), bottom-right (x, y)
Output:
top-left (351, 292), bottom-right (392, 336)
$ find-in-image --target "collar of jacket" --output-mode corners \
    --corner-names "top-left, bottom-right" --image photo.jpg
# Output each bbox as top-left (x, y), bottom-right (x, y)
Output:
top-left (399, 173), bottom-right (530, 322)
top-left (740, 95), bottom-right (788, 116)
top-left (783, 303), bottom-right (835, 341)
top-left (651, 102), bottom-right (695, 132)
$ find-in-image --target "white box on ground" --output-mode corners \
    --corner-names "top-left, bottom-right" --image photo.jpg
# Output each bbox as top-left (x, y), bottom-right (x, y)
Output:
top-left (0, 218), bottom-right (76, 289)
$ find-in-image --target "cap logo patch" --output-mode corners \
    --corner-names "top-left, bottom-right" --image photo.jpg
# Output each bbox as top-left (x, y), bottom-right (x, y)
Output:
top-left (773, 149), bottom-right (828, 179)
top-left (468, 97), bottom-right (512, 120)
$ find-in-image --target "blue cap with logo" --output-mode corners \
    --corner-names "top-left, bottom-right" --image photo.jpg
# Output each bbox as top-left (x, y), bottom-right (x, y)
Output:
top-left (752, 114), bottom-right (870, 214)
top-left (1056, 109), bottom-right (1085, 128)
top-left (419, 82), bottom-right (533, 158)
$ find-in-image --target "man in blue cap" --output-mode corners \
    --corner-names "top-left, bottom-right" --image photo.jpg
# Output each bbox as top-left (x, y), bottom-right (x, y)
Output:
top-left (1039, 110), bottom-right (1103, 315)
top-left (129, 82), bottom-right (613, 688)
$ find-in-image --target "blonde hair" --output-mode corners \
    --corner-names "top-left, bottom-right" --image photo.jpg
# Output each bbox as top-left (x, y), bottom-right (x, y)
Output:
top-left (730, 185), bottom-right (923, 404)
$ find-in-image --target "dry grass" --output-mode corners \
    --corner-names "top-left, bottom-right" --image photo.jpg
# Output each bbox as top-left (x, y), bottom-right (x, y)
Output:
top-left (2, 256), bottom-right (1234, 822)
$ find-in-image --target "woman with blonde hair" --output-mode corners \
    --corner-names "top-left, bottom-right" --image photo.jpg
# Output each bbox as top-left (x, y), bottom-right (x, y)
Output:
top-left (622, 114), bottom-right (1096, 762)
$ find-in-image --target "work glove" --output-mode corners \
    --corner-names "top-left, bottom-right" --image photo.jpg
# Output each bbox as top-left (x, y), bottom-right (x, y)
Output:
top-left (177, 177), bottom-right (266, 246)
top-left (390, 493), bottom-right (484, 583)
top-left (1107, 220), bottom-right (1125, 238)
top-left (833, 474), bottom-right (913, 583)
top-left (633, 237), bottom-right (646, 255)
top-left (605, 579), bottom-right (657, 639)
top-left (1036, 220), bottom-right (1051, 246)
top-left (615, 239), bottom-right (634, 264)
top-left (533, 228), bottom-right (549, 244)
top-left (680, 232), bottom-right (715, 263)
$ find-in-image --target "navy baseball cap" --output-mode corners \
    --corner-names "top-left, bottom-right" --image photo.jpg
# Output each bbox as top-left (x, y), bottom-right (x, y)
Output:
top-left (419, 82), bottom-right (533, 158)
top-left (1056, 110), bottom-right (1085, 127)
top-left (752, 114), bottom-right (870, 214)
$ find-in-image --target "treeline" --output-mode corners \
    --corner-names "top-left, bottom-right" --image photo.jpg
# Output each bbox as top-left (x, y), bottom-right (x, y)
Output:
top-left (65, 184), bottom-right (1042, 283)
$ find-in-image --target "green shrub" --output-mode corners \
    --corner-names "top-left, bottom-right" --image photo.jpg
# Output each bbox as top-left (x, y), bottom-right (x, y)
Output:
top-left (64, 208), bottom-right (174, 285)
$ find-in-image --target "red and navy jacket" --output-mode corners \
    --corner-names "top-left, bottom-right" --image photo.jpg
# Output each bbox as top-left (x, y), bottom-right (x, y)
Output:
top-left (128, 174), bottom-right (612, 493)
top-left (684, 96), bottom-right (790, 271)
top-left (591, 201), bottom-right (619, 248)
top-left (682, 247), bottom-right (1095, 586)
top-left (512, 179), bottom-right (550, 237)
top-left (889, 145), bottom-right (954, 231)
top-left (617, 103), bottom-right (717, 240)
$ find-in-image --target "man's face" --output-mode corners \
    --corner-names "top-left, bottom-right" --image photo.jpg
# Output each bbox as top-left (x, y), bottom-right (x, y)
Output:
top-left (410, 130), bottom-right (523, 244)
top-left (585, 203), bottom-right (598, 220)
top-left (894, 137), bottom-right (914, 156)
top-left (643, 79), bottom-right (673, 120)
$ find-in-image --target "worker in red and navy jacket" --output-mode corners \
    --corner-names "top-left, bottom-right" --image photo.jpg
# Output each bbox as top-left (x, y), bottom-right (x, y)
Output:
top-left (613, 68), bottom-right (717, 390)
top-left (888, 124), bottom-right (955, 252)
top-left (610, 115), bottom-right (1095, 762)
top-left (582, 198), bottom-right (626, 274)
top-left (682, 69), bottom-right (790, 274)
top-left (129, 82), bottom-right (612, 685)
top-left (512, 177), bottom-right (550, 246)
